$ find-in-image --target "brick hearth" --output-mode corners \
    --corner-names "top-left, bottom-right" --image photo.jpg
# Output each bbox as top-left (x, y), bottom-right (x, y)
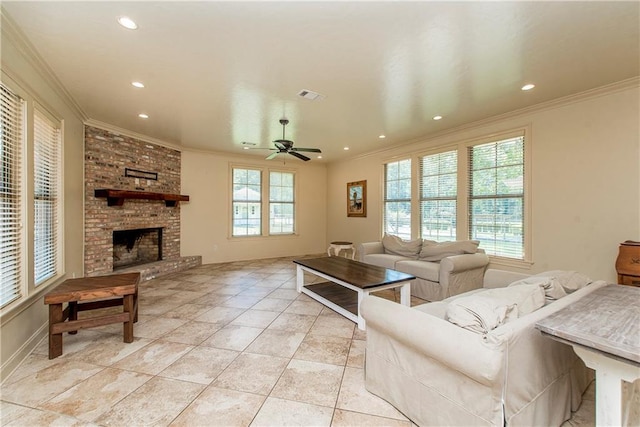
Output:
top-left (84, 125), bottom-right (200, 278)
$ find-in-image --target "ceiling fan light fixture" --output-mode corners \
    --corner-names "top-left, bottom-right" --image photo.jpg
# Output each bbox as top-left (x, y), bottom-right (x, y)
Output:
top-left (297, 89), bottom-right (325, 101)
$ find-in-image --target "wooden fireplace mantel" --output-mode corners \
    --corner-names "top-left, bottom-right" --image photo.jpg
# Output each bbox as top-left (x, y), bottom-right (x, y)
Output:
top-left (94, 189), bottom-right (190, 207)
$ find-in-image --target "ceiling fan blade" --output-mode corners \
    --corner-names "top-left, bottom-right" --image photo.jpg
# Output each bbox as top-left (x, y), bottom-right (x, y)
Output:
top-left (289, 151), bottom-right (310, 161)
top-left (266, 152), bottom-right (280, 160)
top-left (291, 147), bottom-right (322, 153)
top-left (274, 141), bottom-right (287, 150)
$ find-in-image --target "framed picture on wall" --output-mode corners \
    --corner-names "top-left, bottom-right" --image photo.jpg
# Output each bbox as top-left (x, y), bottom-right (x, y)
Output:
top-left (347, 180), bottom-right (367, 217)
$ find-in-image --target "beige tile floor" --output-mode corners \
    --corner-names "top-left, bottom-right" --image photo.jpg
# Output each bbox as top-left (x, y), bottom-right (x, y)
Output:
top-left (1, 256), bottom-right (595, 426)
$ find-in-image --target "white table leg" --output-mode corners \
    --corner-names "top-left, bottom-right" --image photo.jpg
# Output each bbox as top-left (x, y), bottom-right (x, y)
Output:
top-left (573, 345), bottom-right (640, 427)
top-left (356, 291), bottom-right (366, 330)
top-left (296, 265), bottom-right (304, 293)
top-left (400, 282), bottom-right (411, 306)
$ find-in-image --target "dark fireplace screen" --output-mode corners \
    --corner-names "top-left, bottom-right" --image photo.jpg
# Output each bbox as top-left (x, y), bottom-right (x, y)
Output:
top-left (113, 227), bottom-right (163, 269)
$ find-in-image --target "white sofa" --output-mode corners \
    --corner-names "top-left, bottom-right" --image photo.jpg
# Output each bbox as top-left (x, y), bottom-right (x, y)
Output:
top-left (358, 239), bottom-right (490, 301)
top-left (361, 269), bottom-right (604, 427)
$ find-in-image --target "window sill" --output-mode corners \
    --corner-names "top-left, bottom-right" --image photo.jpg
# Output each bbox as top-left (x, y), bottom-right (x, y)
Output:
top-left (229, 233), bottom-right (298, 241)
top-left (0, 273), bottom-right (66, 325)
top-left (488, 256), bottom-right (534, 271)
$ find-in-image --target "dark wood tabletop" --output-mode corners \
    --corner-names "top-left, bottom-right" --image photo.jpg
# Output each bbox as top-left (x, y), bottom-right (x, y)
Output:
top-left (44, 273), bottom-right (140, 304)
top-left (536, 284), bottom-right (640, 364)
top-left (293, 256), bottom-right (415, 289)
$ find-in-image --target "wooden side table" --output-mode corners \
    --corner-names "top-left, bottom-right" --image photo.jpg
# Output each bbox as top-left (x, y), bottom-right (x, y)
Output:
top-left (328, 241), bottom-right (355, 260)
top-left (616, 240), bottom-right (640, 287)
top-left (44, 272), bottom-right (140, 359)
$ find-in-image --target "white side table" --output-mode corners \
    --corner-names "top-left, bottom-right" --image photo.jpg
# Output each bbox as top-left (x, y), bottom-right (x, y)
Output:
top-left (328, 241), bottom-right (355, 260)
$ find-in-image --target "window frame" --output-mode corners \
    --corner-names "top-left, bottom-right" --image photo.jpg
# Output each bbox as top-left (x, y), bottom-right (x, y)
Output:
top-left (229, 164), bottom-right (298, 238)
top-left (0, 76), bottom-right (65, 315)
top-left (419, 147), bottom-right (458, 242)
top-left (381, 127), bottom-right (532, 268)
top-left (268, 170), bottom-right (295, 235)
top-left (33, 104), bottom-right (63, 286)
top-left (382, 158), bottom-right (412, 240)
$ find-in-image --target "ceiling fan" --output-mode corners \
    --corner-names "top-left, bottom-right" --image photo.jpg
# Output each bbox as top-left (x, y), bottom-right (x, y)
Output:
top-left (257, 118), bottom-right (322, 161)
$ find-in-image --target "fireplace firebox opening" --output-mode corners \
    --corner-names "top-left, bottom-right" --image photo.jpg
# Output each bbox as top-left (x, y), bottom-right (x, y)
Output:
top-left (113, 227), bottom-right (163, 270)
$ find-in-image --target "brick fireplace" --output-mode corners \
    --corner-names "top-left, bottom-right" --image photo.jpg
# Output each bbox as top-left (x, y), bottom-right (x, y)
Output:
top-left (84, 125), bottom-right (199, 277)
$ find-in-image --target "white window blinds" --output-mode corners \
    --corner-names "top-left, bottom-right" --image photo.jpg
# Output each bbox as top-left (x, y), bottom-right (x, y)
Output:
top-left (468, 135), bottom-right (525, 259)
top-left (384, 159), bottom-right (412, 240)
top-left (1, 84), bottom-right (24, 307)
top-left (269, 171), bottom-right (294, 234)
top-left (420, 150), bottom-right (457, 241)
top-left (34, 108), bottom-right (60, 285)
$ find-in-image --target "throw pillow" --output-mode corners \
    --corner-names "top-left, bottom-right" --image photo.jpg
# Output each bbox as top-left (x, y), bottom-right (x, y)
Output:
top-left (445, 284), bottom-right (545, 334)
top-left (533, 270), bottom-right (592, 293)
top-left (381, 233), bottom-right (422, 258)
top-left (508, 276), bottom-right (567, 303)
top-left (419, 240), bottom-right (480, 261)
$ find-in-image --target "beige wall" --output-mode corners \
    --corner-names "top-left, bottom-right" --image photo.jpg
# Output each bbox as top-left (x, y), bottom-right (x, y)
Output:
top-left (181, 150), bottom-right (328, 263)
top-left (1, 13), bottom-right (85, 380)
top-left (326, 83), bottom-right (640, 282)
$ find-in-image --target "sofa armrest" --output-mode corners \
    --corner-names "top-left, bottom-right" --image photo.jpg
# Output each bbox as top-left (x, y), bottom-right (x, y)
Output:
top-left (361, 295), bottom-right (505, 386)
top-left (357, 241), bottom-right (384, 261)
top-left (439, 253), bottom-right (489, 297)
top-left (440, 252), bottom-right (489, 274)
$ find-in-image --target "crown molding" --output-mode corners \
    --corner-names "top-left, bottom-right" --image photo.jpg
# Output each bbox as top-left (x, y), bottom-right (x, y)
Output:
top-left (339, 76), bottom-right (640, 164)
top-left (0, 8), bottom-right (87, 121)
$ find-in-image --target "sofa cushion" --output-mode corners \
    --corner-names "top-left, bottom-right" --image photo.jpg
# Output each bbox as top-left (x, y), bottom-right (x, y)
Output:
top-left (362, 253), bottom-right (408, 270)
top-left (532, 270), bottom-right (592, 293)
top-left (508, 276), bottom-right (567, 303)
top-left (395, 260), bottom-right (440, 282)
top-left (445, 284), bottom-right (545, 333)
top-left (419, 240), bottom-right (480, 261)
top-left (382, 234), bottom-right (422, 258)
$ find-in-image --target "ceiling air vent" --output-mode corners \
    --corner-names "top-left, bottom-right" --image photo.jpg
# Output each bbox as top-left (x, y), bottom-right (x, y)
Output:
top-left (297, 89), bottom-right (325, 101)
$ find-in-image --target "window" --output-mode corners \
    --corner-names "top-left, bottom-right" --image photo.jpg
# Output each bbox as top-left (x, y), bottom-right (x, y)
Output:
top-left (468, 136), bottom-right (525, 259)
top-left (269, 171), bottom-right (294, 234)
top-left (420, 150), bottom-right (457, 241)
top-left (384, 159), bottom-right (412, 240)
top-left (381, 130), bottom-right (528, 263)
top-left (1, 84), bottom-right (24, 307)
top-left (232, 168), bottom-right (262, 236)
top-left (33, 108), bottom-right (61, 285)
top-left (231, 166), bottom-right (296, 237)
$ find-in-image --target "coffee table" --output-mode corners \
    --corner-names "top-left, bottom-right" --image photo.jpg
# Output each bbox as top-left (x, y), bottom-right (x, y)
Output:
top-left (294, 256), bottom-right (415, 330)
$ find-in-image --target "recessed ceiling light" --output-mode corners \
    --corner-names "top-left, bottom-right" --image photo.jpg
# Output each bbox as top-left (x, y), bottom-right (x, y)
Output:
top-left (379, 135), bottom-right (386, 139)
top-left (118, 16), bottom-right (138, 30)
top-left (521, 83), bottom-right (535, 91)
top-left (344, 147), bottom-right (349, 150)
top-left (131, 81), bottom-right (145, 88)
top-left (433, 115), bottom-right (443, 121)
top-left (243, 146), bottom-right (250, 150)
top-left (317, 155), bottom-right (323, 159)
top-left (138, 113), bottom-right (149, 119)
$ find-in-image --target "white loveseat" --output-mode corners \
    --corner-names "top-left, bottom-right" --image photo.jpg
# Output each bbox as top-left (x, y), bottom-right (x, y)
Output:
top-left (361, 269), bottom-right (605, 427)
top-left (358, 236), bottom-right (490, 301)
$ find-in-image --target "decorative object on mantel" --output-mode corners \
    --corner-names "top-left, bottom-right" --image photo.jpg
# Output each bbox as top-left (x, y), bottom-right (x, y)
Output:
top-left (94, 189), bottom-right (189, 207)
top-left (615, 240), bottom-right (640, 287)
top-left (347, 180), bottom-right (366, 217)
top-left (124, 168), bottom-right (158, 181)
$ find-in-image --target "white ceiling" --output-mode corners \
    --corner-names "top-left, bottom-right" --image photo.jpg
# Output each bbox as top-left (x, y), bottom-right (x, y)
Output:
top-left (3, 1), bottom-right (639, 162)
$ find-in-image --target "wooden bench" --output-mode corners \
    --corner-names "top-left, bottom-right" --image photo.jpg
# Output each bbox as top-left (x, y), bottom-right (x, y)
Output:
top-left (44, 272), bottom-right (140, 359)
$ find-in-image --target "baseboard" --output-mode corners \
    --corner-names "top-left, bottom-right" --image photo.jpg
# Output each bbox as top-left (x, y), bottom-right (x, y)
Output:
top-left (1, 322), bottom-right (48, 384)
